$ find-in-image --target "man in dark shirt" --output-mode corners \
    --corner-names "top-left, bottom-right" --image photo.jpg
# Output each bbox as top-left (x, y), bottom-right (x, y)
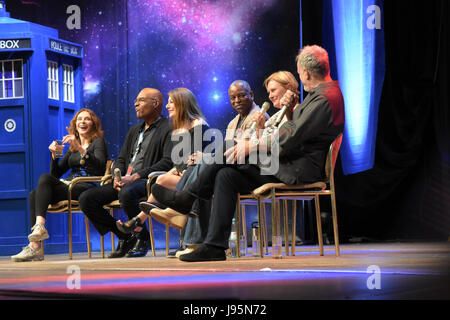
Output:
top-left (150, 45), bottom-right (345, 262)
top-left (79, 88), bottom-right (173, 258)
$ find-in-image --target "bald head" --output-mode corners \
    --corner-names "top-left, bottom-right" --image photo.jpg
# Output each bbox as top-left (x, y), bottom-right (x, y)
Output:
top-left (228, 80), bottom-right (254, 117)
top-left (135, 88), bottom-right (164, 123)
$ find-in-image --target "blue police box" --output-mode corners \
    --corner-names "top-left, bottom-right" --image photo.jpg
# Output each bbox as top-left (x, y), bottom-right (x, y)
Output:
top-left (0, 1), bottom-right (85, 255)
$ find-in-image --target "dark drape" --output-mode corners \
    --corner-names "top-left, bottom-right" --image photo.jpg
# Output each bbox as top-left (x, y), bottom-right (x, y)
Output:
top-left (302, 0), bottom-right (450, 240)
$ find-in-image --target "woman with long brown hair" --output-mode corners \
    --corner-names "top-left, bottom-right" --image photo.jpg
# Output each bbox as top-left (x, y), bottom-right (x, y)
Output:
top-left (12, 108), bottom-right (108, 262)
top-left (116, 88), bottom-right (209, 235)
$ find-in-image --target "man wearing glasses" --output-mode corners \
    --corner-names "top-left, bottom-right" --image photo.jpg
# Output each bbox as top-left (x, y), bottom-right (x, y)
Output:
top-left (79, 88), bottom-right (173, 258)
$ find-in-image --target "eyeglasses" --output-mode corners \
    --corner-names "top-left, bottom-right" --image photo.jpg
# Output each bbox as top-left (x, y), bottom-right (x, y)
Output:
top-left (134, 97), bottom-right (157, 104)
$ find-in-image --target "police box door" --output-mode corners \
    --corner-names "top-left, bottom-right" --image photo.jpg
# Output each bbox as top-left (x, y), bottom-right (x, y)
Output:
top-left (0, 52), bottom-right (32, 255)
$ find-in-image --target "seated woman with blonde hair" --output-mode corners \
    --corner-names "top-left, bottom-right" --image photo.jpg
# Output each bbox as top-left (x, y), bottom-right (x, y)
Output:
top-left (11, 108), bottom-right (107, 262)
top-left (116, 88), bottom-right (208, 234)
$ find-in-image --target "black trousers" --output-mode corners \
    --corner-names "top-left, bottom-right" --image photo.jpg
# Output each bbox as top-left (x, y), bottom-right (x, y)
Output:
top-left (29, 173), bottom-right (93, 226)
top-left (185, 163), bottom-right (281, 249)
top-left (78, 179), bottom-right (149, 240)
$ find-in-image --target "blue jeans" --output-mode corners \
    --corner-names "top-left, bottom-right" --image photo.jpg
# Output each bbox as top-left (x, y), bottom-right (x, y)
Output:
top-left (176, 164), bottom-right (211, 246)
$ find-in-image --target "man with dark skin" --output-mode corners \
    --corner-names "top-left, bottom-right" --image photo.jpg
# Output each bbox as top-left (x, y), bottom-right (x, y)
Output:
top-left (134, 81), bottom-right (269, 258)
top-left (149, 46), bottom-right (345, 262)
top-left (79, 88), bottom-right (173, 258)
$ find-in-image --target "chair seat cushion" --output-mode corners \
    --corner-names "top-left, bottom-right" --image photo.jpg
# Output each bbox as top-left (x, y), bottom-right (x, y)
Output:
top-left (252, 182), bottom-right (326, 197)
top-left (48, 200), bottom-right (80, 212)
top-left (104, 200), bottom-right (121, 209)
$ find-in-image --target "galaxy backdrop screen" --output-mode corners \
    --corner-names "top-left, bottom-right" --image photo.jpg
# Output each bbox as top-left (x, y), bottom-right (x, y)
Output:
top-left (8, 0), bottom-right (300, 158)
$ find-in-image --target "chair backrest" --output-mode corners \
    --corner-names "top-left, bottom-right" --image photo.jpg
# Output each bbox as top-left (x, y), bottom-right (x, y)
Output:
top-left (105, 159), bottom-right (114, 175)
top-left (324, 134), bottom-right (343, 183)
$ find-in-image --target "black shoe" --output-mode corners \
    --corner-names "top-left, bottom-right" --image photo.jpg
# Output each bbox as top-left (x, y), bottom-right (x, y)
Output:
top-left (151, 184), bottom-right (196, 216)
top-left (179, 244), bottom-right (226, 262)
top-left (116, 216), bottom-right (144, 234)
top-left (126, 238), bottom-right (150, 257)
top-left (167, 245), bottom-right (187, 258)
top-left (139, 201), bottom-right (166, 215)
top-left (108, 235), bottom-right (137, 258)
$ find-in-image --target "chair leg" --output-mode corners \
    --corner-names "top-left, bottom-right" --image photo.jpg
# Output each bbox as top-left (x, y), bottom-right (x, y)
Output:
top-left (330, 193), bottom-right (340, 257)
top-left (41, 241), bottom-right (44, 257)
top-left (69, 210), bottom-right (73, 260)
top-left (236, 197), bottom-right (241, 258)
top-left (291, 200), bottom-right (297, 256)
top-left (314, 195), bottom-right (324, 256)
top-left (241, 204), bottom-right (247, 256)
top-left (262, 203), bottom-right (268, 255)
top-left (271, 192), bottom-right (283, 259)
top-left (256, 197), bottom-right (264, 258)
top-left (165, 224), bottom-right (169, 257)
top-left (148, 218), bottom-right (156, 257)
top-left (283, 199), bottom-right (289, 256)
top-left (101, 236), bottom-right (104, 258)
top-left (85, 216), bottom-right (91, 258)
top-left (110, 209), bottom-right (115, 252)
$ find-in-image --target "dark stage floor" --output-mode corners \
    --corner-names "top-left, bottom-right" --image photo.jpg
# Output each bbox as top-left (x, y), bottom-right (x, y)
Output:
top-left (0, 241), bottom-right (449, 302)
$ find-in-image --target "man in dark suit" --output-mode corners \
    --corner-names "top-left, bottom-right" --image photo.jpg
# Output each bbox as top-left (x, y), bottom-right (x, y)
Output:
top-left (79, 88), bottom-right (173, 258)
top-left (151, 45), bottom-right (345, 262)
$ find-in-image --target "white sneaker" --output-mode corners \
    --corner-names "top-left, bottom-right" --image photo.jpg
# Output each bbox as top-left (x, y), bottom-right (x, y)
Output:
top-left (28, 223), bottom-right (49, 242)
top-left (11, 244), bottom-right (44, 262)
top-left (176, 245), bottom-right (199, 258)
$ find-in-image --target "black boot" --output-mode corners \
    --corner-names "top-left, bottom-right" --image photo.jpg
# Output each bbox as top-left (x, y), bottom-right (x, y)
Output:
top-left (126, 232), bottom-right (150, 258)
top-left (151, 184), bottom-right (197, 216)
top-left (108, 234), bottom-right (137, 258)
top-left (116, 216), bottom-right (144, 234)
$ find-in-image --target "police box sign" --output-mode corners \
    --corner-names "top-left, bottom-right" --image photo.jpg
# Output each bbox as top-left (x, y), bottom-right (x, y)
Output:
top-left (49, 39), bottom-right (82, 57)
top-left (0, 38), bottom-right (31, 50)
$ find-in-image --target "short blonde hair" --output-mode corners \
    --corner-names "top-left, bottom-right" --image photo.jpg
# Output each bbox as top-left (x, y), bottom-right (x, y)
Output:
top-left (264, 71), bottom-right (299, 92)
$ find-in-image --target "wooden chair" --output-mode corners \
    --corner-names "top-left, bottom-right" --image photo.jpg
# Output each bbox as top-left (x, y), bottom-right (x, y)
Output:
top-left (102, 171), bottom-right (165, 257)
top-left (237, 134), bottom-right (343, 258)
top-left (146, 171), bottom-right (182, 257)
top-left (46, 159), bottom-right (114, 259)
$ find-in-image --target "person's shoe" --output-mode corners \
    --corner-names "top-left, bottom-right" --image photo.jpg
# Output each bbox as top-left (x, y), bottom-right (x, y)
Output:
top-left (151, 184), bottom-right (196, 216)
top-left (175, 245), bottom-right (200, 258)
top-left (179, 244), bottom-right (226, 262)
top-left (116, 216), bottom-right (144, 234)
top-left (11, 244), bottom-right (44, 262)
top-left (126, 238), bottom-right (150, 257)
top-left (139, 201), bottom-right (166, 215)
top-left (150, 208), bottom-right (188, 230)
top-left (167, 245), bottom-right (187, 258)
top-left (108, 235), bottom-right (137, 258)
top-left (28, 223), bottom-right (49, 242)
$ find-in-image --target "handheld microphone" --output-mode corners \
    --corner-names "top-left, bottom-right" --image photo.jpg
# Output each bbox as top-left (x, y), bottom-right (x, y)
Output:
top-left (114, 168), bottom-right (121, 182)
top-left (274, 105), bottom-right (288, 127)
top-left (250, 101), bottom-right (271, 132)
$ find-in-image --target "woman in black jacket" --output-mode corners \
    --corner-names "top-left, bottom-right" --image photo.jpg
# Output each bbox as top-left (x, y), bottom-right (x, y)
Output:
top-left (12, 108), bottom-right (107, 262)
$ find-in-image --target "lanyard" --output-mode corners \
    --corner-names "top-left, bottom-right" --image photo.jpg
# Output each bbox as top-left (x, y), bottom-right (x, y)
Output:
top-left (130, 131), bottom-right (145, 164)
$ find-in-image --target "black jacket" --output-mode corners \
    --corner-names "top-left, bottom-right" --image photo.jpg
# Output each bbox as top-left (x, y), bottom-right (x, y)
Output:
top-left (114, 117), bottom-right (173, 179)
top-left (51, 137), bottom-right (108, 180)
top-left (275, 81), bottom-right (345, 185)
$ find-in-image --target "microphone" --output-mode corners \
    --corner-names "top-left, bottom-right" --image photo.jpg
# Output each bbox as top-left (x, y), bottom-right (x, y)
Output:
top-left (274, 105), bottom-right (288, 127)
top-left (250, 101), bottom-right (270, 132)
top-left (114, 168), bottom-right (121, 182)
